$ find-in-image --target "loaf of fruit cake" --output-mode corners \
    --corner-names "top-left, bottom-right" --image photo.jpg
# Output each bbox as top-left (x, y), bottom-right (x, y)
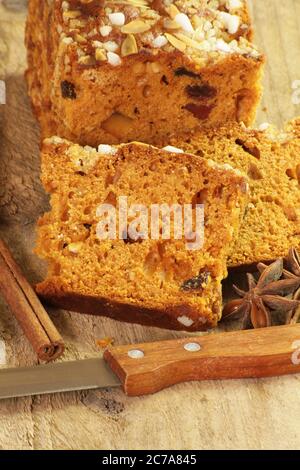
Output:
top-left (35, 138), bottom-right (248, 331)
top-left (25, 0), bottom-right (264, 146)
top-left (158, 118), bottom-right (300, 268)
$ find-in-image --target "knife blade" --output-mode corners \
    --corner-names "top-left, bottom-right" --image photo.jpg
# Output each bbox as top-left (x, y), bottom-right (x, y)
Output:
top-left (0, 358), bottom-right (120, 400)
top-left (1, 323), bottom-right (300, 399)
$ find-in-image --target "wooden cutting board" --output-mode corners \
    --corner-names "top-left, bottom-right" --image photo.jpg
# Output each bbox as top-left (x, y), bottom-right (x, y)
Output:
top-left (0, 0), bottom-right (300, 450)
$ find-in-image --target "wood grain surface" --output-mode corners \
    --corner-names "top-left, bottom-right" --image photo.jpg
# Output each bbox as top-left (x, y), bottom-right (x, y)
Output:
top-left (0, 0), bottom-right (300, 450)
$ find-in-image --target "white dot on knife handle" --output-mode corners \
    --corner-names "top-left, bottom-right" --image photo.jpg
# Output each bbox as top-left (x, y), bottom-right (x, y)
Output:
top-left (128, 349), bottom-right (144, 359)
top-left (184, 342), bottom-right (201, 352)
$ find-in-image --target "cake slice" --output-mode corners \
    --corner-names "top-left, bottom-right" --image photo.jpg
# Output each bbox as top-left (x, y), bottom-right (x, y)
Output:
top-left (25, 0), bottom-right (264, 146)
top-left (159, 119), bottom-right (300, 268)
top-left (36, 138), bottom-right (248, 331)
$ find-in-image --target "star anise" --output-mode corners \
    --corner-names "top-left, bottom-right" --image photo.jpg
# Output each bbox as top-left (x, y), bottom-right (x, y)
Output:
top-left (222, 258), bottom-right (300, 329)
top-left (258, 248), bottom-right (300, 324)
top-left (283, 248), bottom-right (300, 323)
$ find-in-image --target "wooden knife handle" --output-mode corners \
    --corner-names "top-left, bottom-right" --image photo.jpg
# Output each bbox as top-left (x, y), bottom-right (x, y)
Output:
top-left (104, 324), bottom-right (300, 396)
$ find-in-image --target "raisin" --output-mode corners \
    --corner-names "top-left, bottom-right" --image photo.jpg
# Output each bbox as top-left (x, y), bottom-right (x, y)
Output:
top-left (235, 139), bottom-right (260, 159)
top-left (181, 271), bottom-right (211, 292)
top-left (161, 75), bottom-right (169, 85)
top-left (192, 189), bottom-right (208, 207)
top-left (186, 84), bottom-right (217, 99)
top-left (84, 223), bottom-right (92, 230)
top-left (122, 231), bottom-right (144, 244)
top-left (247, 163), bottom-right (263, 180)
top-left (174, 67), bottom-right (201, 79)
top-left (104, 191), bottom-right (117, 207)
top-left (61, 80), bottom-right (77, 99)
top-left (184, 103), bottom-right (213, 120)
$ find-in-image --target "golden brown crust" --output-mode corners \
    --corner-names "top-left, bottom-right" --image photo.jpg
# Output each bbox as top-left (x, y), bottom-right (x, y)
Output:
top-left (36, 287), bottom-right (216, 331)
top-left (25, 0), bottom-right (264, 146)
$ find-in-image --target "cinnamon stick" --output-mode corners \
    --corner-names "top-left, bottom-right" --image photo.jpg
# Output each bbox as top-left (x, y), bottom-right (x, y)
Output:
top-left (0, 239), bottom-right (64, 362)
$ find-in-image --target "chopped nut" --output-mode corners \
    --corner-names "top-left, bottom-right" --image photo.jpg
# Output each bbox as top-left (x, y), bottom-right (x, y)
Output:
top-left (121, 34), bottom-right (138, 57)
top-left (63, 10), bottom-right (81, 19)
top-left (75, 33), bottom-right (87, 44)
top-left (163, 18), bottom-right (180, 30)
top-left (166, 4), bottom-right (180, 19)
top-left (78, 55), bottom-right (95, 65)
top-left (121, 20), bottom-right (151, 34)
top-left (95, 48), bottom-right (106, 61)
top-left (143, 85), bottom-right (151, 97)
top-left (165, 33), bottom-right (186, 52)
top-left (68, 242), bottom-right (83, 254)
top-left (147, 61), bottom-right (161, 73)
top-left (102, 112), bottom-right (134, 138)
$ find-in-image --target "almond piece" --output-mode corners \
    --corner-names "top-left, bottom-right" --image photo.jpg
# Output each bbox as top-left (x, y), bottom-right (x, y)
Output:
top-left (165, 33), bottom-right (186, 52)
top-left (102, 113), bottom-right (134, 138)
top-left (121, 34), bottom-right (138, 57)
top-left (121, 20), bottom-right (151, 34)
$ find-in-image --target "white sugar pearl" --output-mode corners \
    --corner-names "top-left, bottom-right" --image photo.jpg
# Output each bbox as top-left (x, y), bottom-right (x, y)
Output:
top-left (103, 41), bottom-right (119, 52)
top-left (216, 39), bottom-right (231, 53)
top-left (98, 144), bottom-right (117, 155)
top-left (219, 12), bottom-right (240, 34)
top-left (100, 25), bottom-right (112, 37)
top-left (152, 35), bottom-right (168, 48)
top-left (163, 146), bottom-right (184, 154)
top-left (177, 316), bottom-right (194, 327)
top-left (227, 0), bottom-right (242, 9)
top-left (107, 52), bottom-right (121, 66)
top-left (108, 12), bottom-right (125, 26)
top-left (175, 13), bottom-right (194, 33)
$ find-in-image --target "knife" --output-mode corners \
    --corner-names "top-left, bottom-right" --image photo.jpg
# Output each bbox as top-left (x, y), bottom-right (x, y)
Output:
top-left (1, 323), bottom-right (300, 399)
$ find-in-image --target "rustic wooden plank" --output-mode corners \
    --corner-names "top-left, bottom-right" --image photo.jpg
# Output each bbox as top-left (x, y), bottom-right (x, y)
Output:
top-left (0, 0), bottom-right (300, 450)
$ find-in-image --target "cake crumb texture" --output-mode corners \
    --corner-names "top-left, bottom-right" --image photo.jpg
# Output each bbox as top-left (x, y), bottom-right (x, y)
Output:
top-left (159, 119), bottom-right (300, 267)
top-left (36, 140), bottom-right (248, 331)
